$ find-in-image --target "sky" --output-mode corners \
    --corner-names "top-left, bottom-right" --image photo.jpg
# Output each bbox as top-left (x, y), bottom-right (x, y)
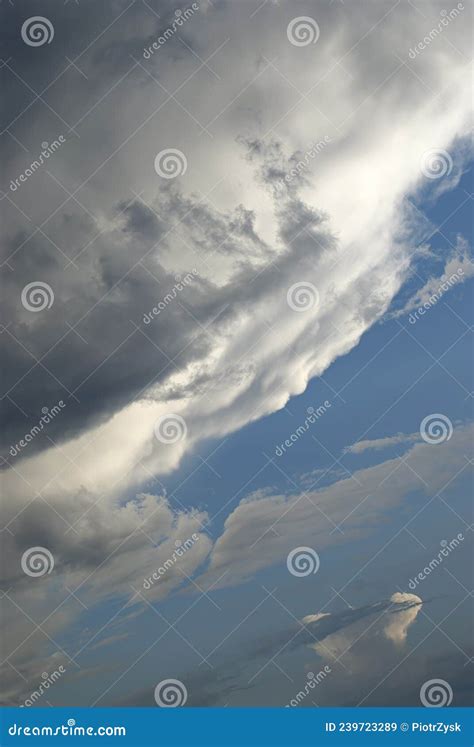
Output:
top-left (0, 0), bottom-right (473, 710)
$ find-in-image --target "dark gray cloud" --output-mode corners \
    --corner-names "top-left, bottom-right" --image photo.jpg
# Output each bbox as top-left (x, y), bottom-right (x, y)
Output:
top-left (2, 0), bottom-right (471, 469)
top-left (1, 179), bottom-right (334, 461)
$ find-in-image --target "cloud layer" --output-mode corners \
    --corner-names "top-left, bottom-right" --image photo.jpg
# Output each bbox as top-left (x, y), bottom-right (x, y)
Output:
top-left (1, 0), bottom-right (472, 706)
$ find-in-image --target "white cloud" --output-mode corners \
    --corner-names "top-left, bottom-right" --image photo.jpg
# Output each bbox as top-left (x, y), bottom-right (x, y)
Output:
top-left (307, 592), bottom-right (422, 669)
top-left (390, 237), bottom-right (474, 320)
top-left (195, 425), bottom-right (472, 590)
top-left (3, 0), bottom-right (472, 509)
top-left (384, 592), bottom-right (423, 645)
top-left (345, 433), bottom-right (419, 454)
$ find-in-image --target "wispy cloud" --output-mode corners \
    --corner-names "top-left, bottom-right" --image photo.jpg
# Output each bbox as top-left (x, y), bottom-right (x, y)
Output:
top-left (344, 433), bottom-right (419, 455)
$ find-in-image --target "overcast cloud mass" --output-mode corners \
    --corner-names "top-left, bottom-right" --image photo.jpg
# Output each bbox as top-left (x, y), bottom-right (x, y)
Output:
top-left (0, 0), bottom-right (472, 712)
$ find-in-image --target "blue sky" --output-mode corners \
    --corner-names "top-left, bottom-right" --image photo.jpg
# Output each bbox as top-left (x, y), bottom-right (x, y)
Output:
top-left (50, 164), bottom-right (473, 708)
top-left (162, 165), bottom-right (473, 523)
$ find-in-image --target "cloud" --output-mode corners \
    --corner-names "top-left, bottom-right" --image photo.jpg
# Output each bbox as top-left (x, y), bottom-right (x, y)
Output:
top-left (269, 593), bottom-right (423, 661)
top-left (383, 592), bottom-right (423, 645)
top-left (195, 424), bottom-right (472, 591)
top-left (1, 421), bottom-right (470, 705)
top-left (0, 492), bottom-right (211, 705)
top-left (2, 0), bottom-right (472, 486)
top-left (1, 0), bottom-right (472, 707)
top-left (299, 592), bottom-right (427, 706)
top-left (389, 237), bottom-right (474, 320)
top-left (305, 592), bottom-right (422, 663)
top-left (1, 492), bottom-right (212, 598)
top-left (344, 433), bottom-right (419, 454)
top-left (122, 591), bottom-right (424, 706)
